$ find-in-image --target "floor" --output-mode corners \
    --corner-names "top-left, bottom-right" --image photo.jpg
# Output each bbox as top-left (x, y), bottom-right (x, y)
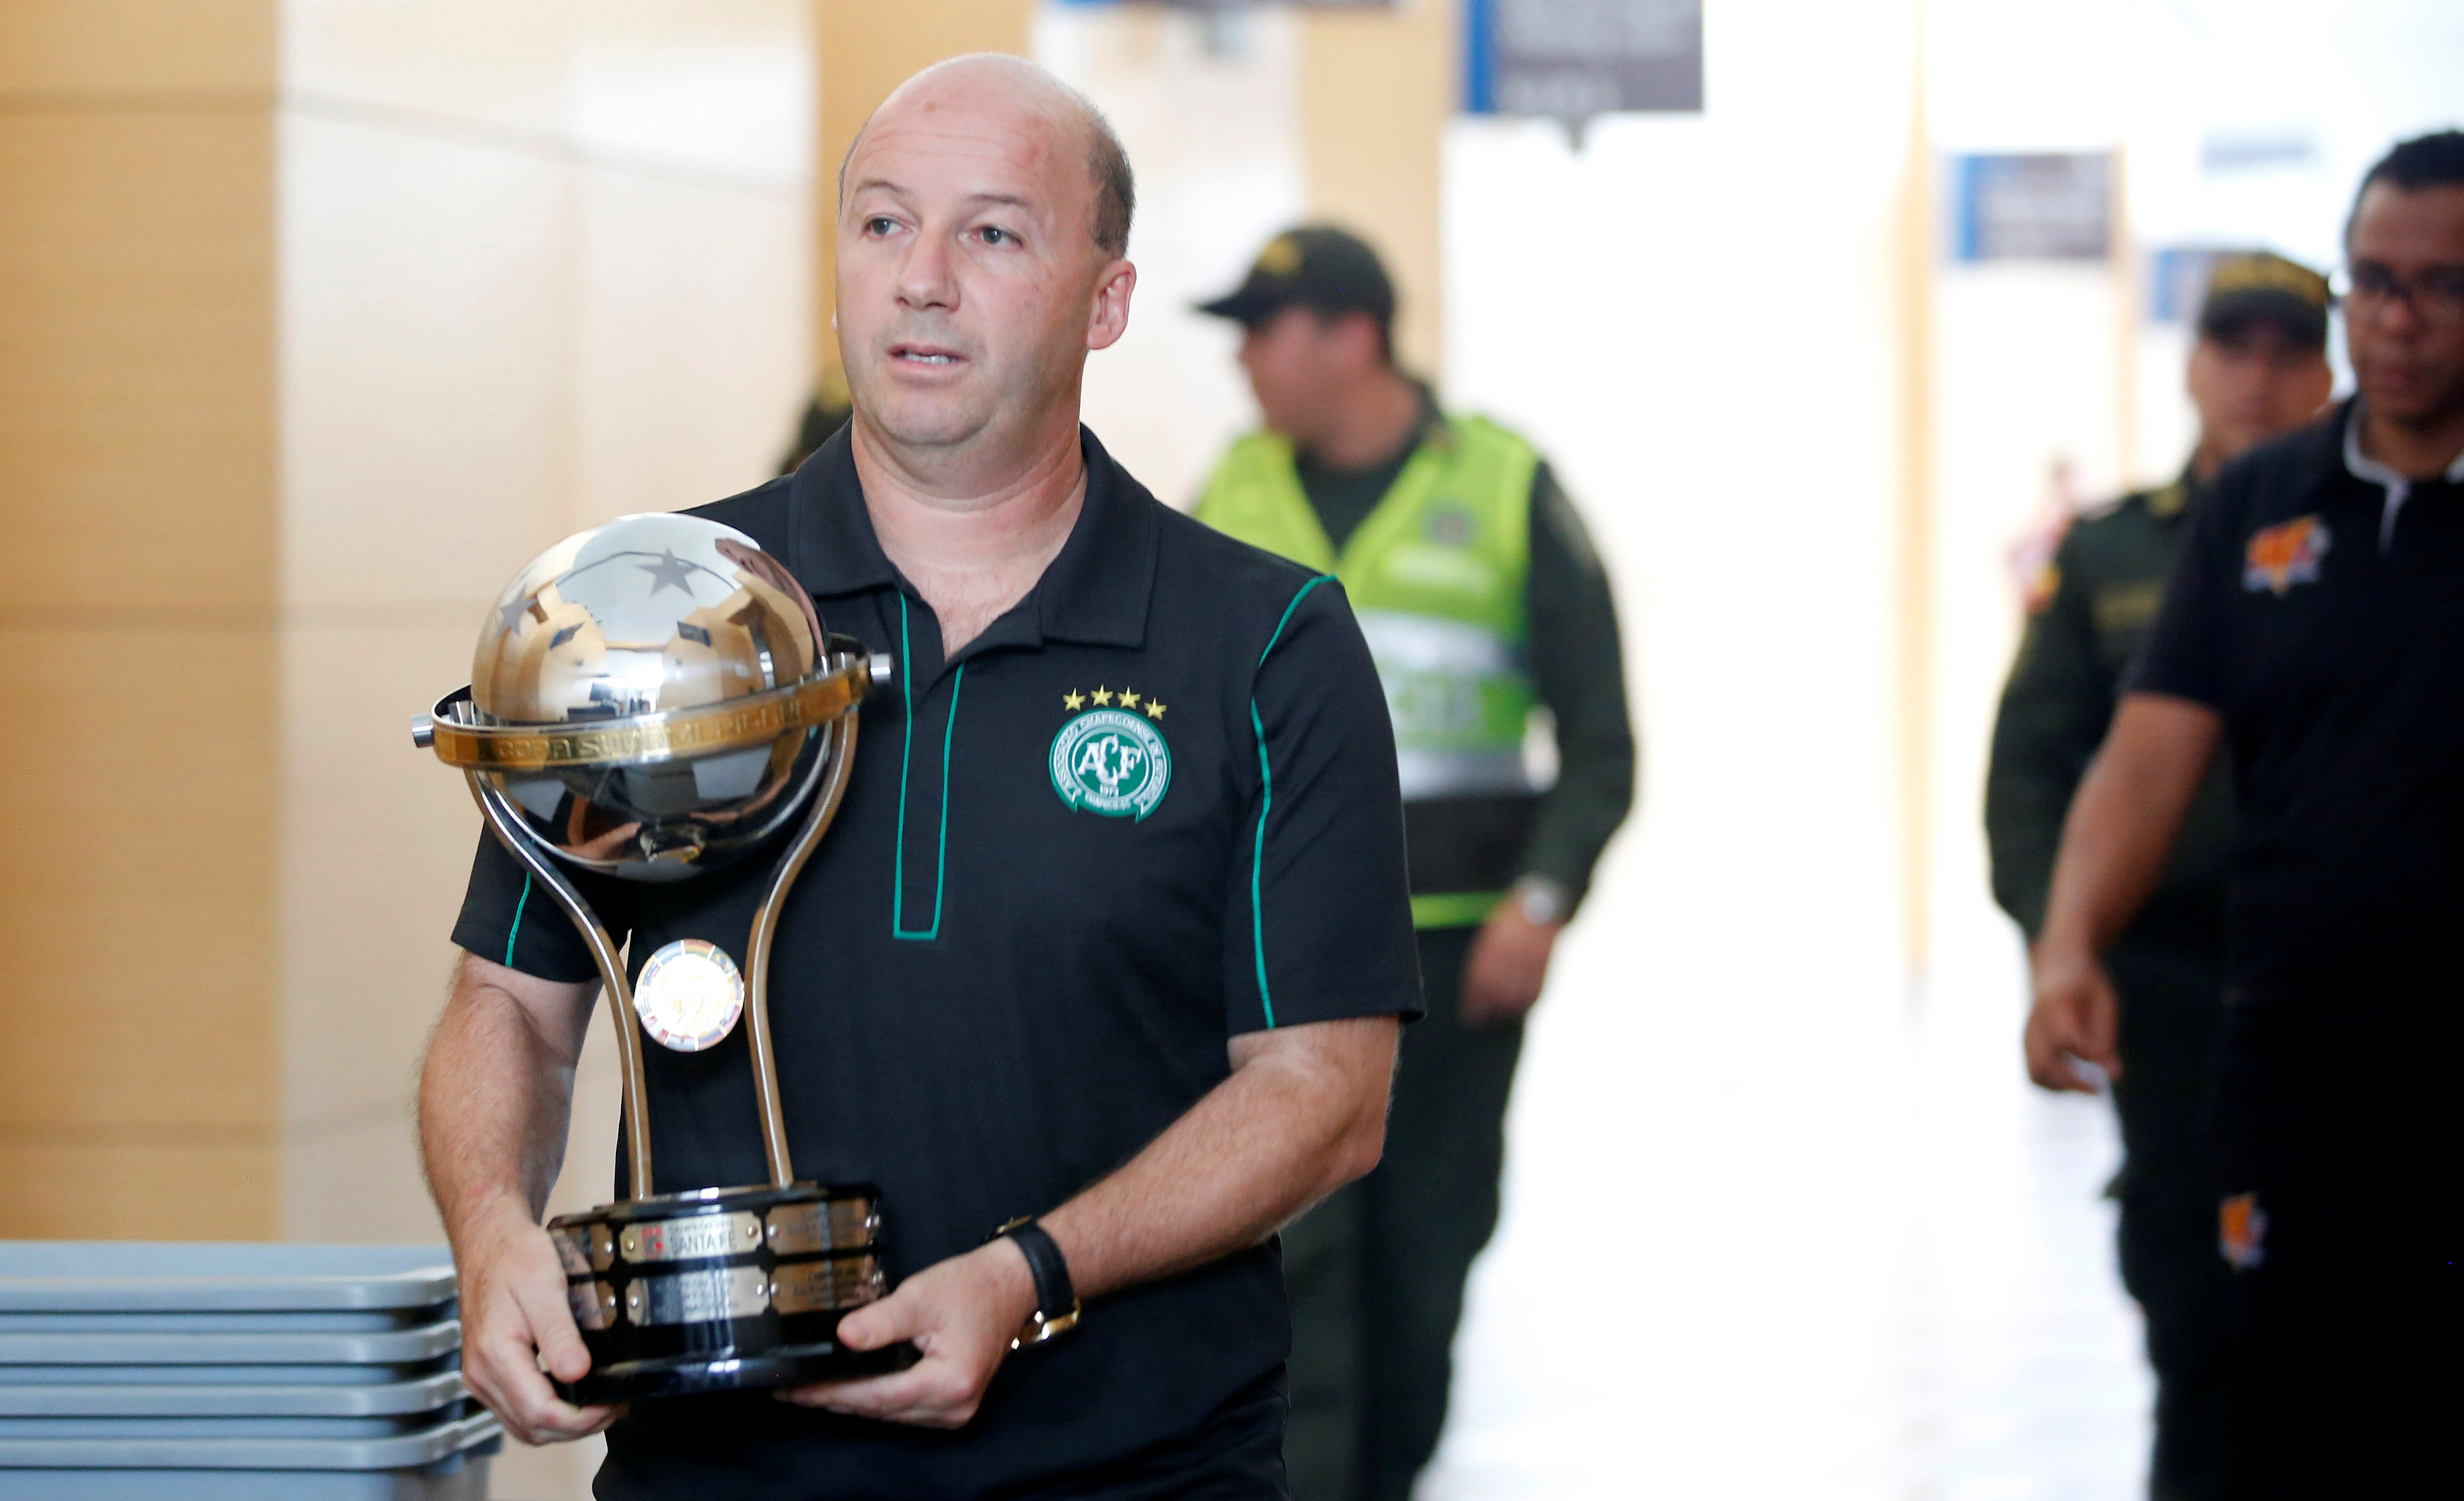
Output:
top-left (1419, 900), bottom-right (2151, 1501)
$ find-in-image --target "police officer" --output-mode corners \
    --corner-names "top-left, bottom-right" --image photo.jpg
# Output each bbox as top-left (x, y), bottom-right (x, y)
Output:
top-left (1987, 251), bottom-right (2330, 1501)
top-left (423, 58), bottom-right (1421, 1498)
top-left (1193, 227), bottom-right (1635, 1501)
top-left (2028, 131), bottom-right (2464, 1496)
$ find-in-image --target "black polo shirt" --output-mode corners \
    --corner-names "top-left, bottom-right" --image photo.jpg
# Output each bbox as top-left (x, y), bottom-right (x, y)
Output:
top-left (449, 426), bottom-right (1421, 1498)
top-left (2131, 400), bottom-right (2464, 996)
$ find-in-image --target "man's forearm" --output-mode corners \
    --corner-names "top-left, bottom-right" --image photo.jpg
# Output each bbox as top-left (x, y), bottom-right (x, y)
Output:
top-left (1040, 1016), bottom-right (1396, 1302)
top-left (2038, 693), bottom-right (2223, 957)
top-left (418, 957), bottom-right (593, 1234)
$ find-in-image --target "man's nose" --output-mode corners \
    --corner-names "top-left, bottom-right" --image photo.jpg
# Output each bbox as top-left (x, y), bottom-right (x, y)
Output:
top-left (897, 233), bottom-right (959, 309)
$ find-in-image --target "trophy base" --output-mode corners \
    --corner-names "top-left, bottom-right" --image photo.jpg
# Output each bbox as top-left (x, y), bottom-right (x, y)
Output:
top-left (548, 1182), bottom-right (899, 1405)
top-left (556, 1334), bottom-right (921, 1405)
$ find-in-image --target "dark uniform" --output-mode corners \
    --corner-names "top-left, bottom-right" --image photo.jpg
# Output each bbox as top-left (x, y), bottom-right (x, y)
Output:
top-left (1986, 249), bottom-right (2334, 1501)
top-left (450, 426), bottom-right (1423, 1500)
top-left (1193, 229), bottom-right (1635, 1501)
top-left (1985, 470), bottom-right (2238, 1500)
top-left (2133, 399), bottom-right (2464, 1498)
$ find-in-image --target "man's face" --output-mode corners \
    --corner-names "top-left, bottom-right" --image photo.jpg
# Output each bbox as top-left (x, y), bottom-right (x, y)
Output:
top-left (2344, 182), bottom-right (2464, 428)
top-left (1237, 306), bottom-right (1376, 446)
top-left (836, 77), bottom-right (1129, 453)
top-left (2185, 322), bottom-right (2332, 466)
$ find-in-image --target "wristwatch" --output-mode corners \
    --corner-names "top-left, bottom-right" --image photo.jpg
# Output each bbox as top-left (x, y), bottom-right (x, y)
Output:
top-left (1511, 875), bottom-right (1572, 928)
top-left (993, 1217), bottom-right (1081, 1350)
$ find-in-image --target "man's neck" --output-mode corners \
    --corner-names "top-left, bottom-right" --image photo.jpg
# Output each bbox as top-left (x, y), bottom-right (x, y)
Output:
top-left (1297, 367), bottom-right (1424, 472)
top-left (2358, 397), bottom-right (2464, 482)
top-left (851, 413), bottom-right (1088, 655)
top-left (2189, 434), bottom-right (2225, 484)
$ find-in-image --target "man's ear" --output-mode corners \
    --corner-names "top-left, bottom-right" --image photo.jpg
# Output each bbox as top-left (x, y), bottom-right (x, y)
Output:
top-left (1087, 258), bottom-right (1137, 353)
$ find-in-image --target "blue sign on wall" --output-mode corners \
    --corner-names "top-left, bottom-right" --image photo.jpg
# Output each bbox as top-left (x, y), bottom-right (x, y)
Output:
top-left (1465, 0), bottom-right (1704, 129)
top-left (1948, 153), bottom-right (2113, 263)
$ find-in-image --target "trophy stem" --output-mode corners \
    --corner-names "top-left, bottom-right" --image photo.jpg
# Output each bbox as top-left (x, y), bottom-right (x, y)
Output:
top-left (741, 701), bottom-right (865, 1188)
top-left (468, 772), bottom-right (658, 1200)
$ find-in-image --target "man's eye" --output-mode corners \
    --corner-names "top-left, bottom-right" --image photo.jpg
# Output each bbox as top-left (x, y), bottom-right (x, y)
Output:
top-left (866, 217), bottom-right (898, 236)
top-left (981, 226), bottom-right (1012, 246)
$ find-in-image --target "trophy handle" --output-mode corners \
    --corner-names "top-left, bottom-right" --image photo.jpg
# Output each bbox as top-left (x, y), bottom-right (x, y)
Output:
top-left (466, 772), bottom-right (658, 1201)
top-left (741, 688), bottom-right (865, 1188)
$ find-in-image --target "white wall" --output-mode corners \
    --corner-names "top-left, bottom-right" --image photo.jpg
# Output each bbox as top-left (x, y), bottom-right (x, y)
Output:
top-left (1037, 4), bottom-right (1309, 510)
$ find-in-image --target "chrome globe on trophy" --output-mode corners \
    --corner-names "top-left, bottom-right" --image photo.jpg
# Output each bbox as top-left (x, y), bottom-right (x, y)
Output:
top-left (412, 513), bottom-right (912, 1403)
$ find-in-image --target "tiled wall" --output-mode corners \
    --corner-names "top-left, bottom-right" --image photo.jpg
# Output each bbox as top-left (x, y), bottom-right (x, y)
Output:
top-left (273, 0), bottom-right (816, 1245)
top-left (0, 0), bottom-right (284, 1239)
top-left (0, 0), bottom-right (811, 1252)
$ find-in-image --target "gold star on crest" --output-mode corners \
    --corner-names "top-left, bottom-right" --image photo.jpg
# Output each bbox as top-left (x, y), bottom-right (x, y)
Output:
top-left (1119, 689), bottom-right (1141, 709)
top-left (1144, 700), bottom-right (1167, 720)
top-left (1062, 691), bottom-right (1085, 711)
top-left (1091, 687), bottom-right (1114, 706)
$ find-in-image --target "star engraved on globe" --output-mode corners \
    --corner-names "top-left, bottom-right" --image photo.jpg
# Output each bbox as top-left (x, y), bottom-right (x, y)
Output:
top-left (459, 513), bottom-right (833, 883)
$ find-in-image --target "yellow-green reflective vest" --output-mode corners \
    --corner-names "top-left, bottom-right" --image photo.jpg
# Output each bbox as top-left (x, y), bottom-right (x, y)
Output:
top-left (1198, 416), bottom-right (1542, 808)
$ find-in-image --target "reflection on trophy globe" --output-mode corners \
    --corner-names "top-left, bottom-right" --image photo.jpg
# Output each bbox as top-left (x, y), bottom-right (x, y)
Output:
top-left (413, 512), bottom-right (913, 1404)
top-left (459, 512), bottom-right (835, 879)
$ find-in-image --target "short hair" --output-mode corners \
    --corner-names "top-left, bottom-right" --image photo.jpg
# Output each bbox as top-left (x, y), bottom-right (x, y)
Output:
top-left (837, 65), bottom-right (1136, 260)
top-left (2345, 130), bottom-right (2464, 245)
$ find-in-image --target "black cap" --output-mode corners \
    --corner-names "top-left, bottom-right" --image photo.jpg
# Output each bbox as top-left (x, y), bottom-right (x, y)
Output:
top-left (1197, 226), bottom-right (1395, 328)
top-left (2199, 251), bottom-right (2330, 348)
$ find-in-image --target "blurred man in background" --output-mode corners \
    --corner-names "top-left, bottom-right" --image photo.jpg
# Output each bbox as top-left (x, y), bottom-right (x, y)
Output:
top-left (1988, 251), bottom-right (2331, 1501)
top-left (777, 365), bottom-right (855, 476)
top-left (2026, 130), bottom-right (2464, 1496)
top-left (1194, 227), bottom-right (1635, 1501)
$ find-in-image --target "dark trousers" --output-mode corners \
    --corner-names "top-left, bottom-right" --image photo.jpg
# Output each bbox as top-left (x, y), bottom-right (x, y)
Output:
top-left (2209, 981), bottom-right (2464, 1500)
top-left (1282, 925), bottom-right (1521, 1501)
top-left (2106, 942), bottom-right (2237, 1501)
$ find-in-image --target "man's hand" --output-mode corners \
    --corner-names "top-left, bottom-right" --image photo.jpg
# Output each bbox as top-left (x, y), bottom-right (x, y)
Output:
top-left (777, 1238), bottom-right (1037, 1428)
top-left (453, 1201), bottom-right (617, 1447)
top-left (1462, 905), bottom-right (1561, 1028)
top-left (2025, 942), bottom-right (2122, 1093)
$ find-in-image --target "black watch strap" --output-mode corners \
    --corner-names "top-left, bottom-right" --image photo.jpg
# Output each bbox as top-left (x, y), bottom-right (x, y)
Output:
top-left (995, 1217), bottom-right (1081, 1349)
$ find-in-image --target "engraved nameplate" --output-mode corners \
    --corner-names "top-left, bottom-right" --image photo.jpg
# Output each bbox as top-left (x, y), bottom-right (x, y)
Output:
top-left (771, 1255), bottom-right (886, 1317)
top-left (568, 1281), bottom-right (618, 1331)
top-left (620, 1211), bottom-right (763, 1264)
top-left (623, 1265), bottom-right (769, 1326)
top-left (765, 1200), bottom-right (881, 1256)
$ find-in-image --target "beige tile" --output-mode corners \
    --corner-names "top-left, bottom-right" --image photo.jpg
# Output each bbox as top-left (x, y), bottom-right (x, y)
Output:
top-left (277, 620), bottom-right (513, 1131)
top-left (489, 1432), bottom-right (605, 1500)
top-left (572, 165), bottom-right (810, 527)
top-left (281, 1110), bottom-right (439, 1242)
top-left (570, 0), bottom-right (812, 187)
top-left (277, 110), bottom-right (576, 614)
top-left (281, 0), bottom-right (578, 137)
top-left (0, 109), bottom-right (277, 617)
top-left (0, 1138), bottom-right (277, 1240)
top-left (0, 1), bottom-right (274, 96)
top-left (0, 627), bottom-right (278, 1130)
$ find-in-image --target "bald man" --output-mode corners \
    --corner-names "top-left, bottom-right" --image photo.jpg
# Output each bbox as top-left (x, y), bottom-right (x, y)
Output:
top-left (421, 56), bottom-right (1419, 1500)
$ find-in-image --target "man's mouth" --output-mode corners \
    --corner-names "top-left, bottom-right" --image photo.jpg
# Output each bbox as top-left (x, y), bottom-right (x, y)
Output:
top-left (889, 344), bottom-right (965, 368)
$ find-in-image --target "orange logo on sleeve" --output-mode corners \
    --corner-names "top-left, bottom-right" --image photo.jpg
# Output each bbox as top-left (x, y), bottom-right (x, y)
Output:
top-left (2243, 515), bottom-right (2330, 596)
top-left (2219, 1191), bottom-right (2267, 1269)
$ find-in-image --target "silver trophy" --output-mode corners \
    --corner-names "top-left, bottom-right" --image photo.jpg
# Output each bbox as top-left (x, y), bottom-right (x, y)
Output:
top-left (413, 513), bottom-right (913, 1402)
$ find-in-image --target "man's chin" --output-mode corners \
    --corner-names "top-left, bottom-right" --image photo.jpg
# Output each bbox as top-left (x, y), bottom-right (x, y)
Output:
top-left (862, 398), bottom-right (995, 453)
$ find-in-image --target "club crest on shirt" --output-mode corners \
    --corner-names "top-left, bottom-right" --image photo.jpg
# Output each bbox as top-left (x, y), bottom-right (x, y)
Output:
top-left (2242, 515), bottom-right (2330, 596)
top-left (1050, 689), bottom-right (1170, 820)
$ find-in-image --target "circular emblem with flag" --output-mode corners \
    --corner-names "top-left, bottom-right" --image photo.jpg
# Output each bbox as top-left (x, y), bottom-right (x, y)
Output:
top-left (1050, 708), bottom-right (1171, 820)
top-left (632, 938), bottom-right (746, 1052)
